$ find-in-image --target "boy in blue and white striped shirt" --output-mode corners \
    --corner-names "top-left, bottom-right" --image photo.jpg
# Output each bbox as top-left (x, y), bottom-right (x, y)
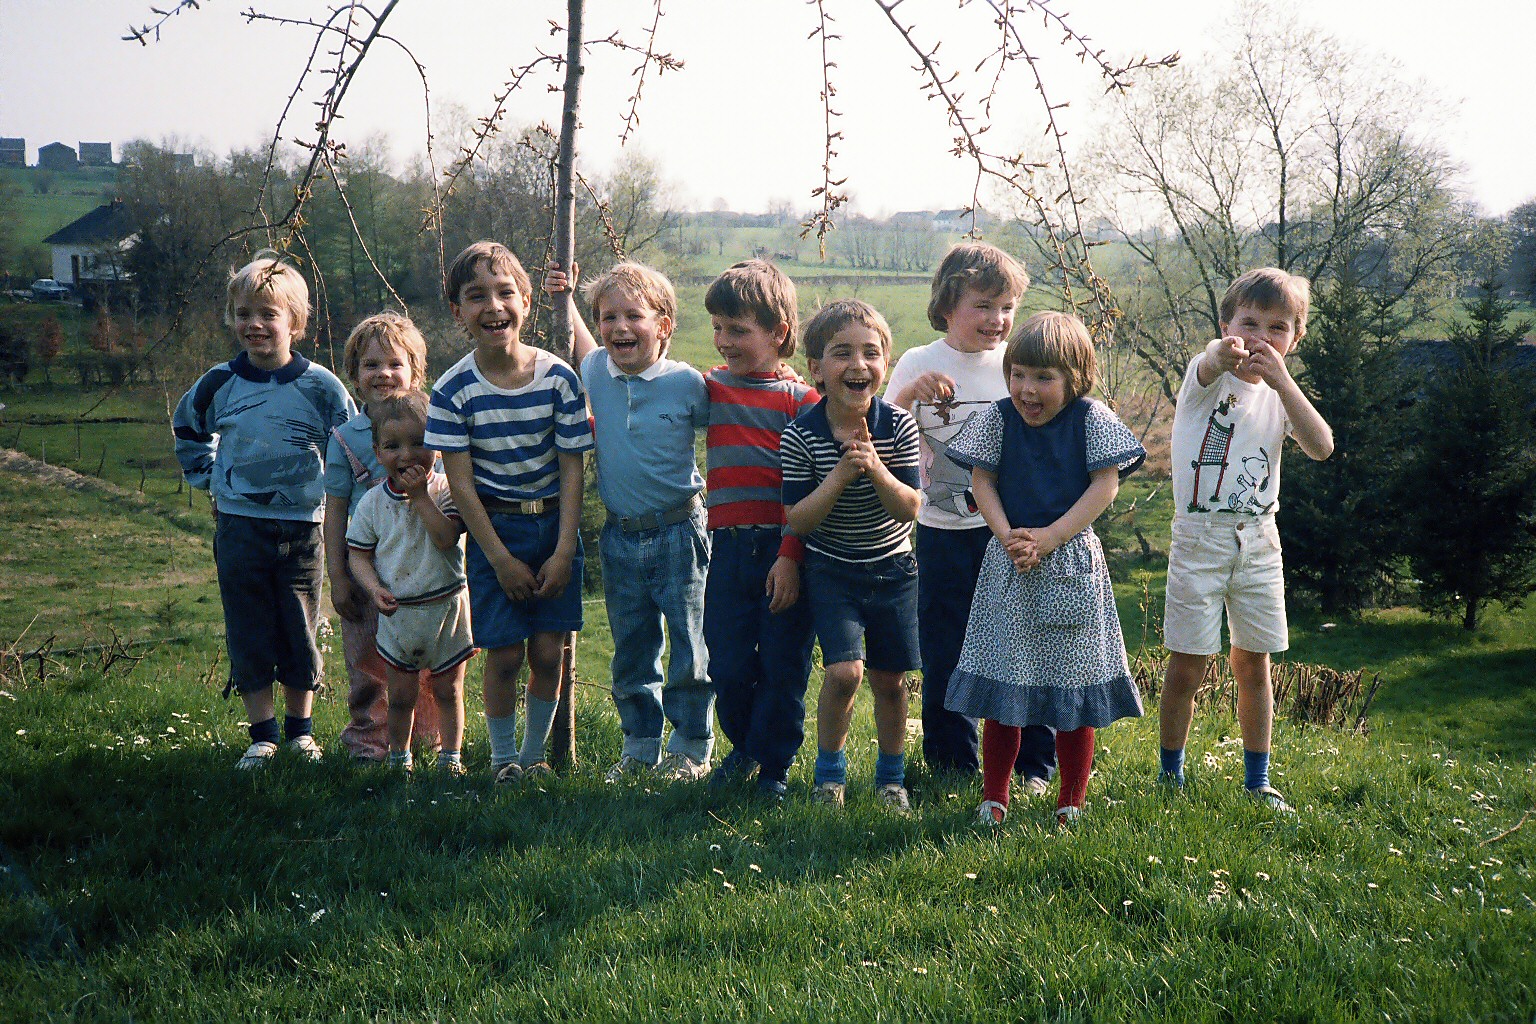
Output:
top-left (782, 300), bottom-right (923, 812)
top-left (426, 241), bottom-right (593, 783)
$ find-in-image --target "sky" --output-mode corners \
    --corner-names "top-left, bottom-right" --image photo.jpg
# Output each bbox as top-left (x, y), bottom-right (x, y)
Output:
top-left (2, 0), bottom-right (1532, 218)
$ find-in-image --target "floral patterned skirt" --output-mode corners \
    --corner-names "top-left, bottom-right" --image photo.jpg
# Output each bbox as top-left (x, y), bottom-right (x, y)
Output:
top-left (945, 528), bottom-right (1144, 731)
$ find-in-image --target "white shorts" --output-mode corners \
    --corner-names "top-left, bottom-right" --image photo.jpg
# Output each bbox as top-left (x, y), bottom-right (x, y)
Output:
top-left (376, 589), bottom-right (475, 675)
top-left (1163, 514), bottom-right (1288, 656)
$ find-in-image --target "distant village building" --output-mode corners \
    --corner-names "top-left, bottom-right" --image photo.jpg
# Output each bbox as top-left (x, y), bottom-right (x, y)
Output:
top-left (42, 200), bottom-right (137, 299)
top-left (37, 142), bottom-right (78, 170)
top-left (78, 142), bottom-right (113, 167)
top-left (0, 138), bottom-right (24, 168)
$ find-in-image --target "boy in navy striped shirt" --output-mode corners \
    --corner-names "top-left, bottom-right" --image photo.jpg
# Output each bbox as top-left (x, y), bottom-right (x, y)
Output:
top-left (782, 300), bottom-right (923, 812)
top-left (426, 241), bottom-right (593, 783)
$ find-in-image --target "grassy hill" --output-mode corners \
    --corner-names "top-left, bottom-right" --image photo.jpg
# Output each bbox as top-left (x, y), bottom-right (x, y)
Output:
top-left (0, 381), bottom-right (1532, 1021)
top-left (0, 165), bottom-right (120, 279)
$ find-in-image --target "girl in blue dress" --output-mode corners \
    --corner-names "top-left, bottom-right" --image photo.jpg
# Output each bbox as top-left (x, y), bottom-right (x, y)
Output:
top-left (945, 311), bottom-right (1145, 826)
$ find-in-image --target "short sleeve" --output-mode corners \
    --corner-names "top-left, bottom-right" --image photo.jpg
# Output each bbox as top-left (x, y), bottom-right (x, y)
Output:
top-left (550, 362), bottom-right (595, 455)
top-left (886, 407), bottom-right (922, 489)
top-left (689, 369), bottom-right (710, 429)
top-left (323, 430), bottom-right (355, 498)
top-left (946, 401), bottom-right (1005, 473)
top-left (425, 377), bottom-right (469, 453)
top-left (885, 348), bottom-right (921, 412)
top-left (345, 491), bottom-right (381, 550)
top-left (429, 474), bottom-right (461, 521)
top-left (780, 425), bottom-right (817, 506)
top-left (1084, 399), bottom-right (1146, 479)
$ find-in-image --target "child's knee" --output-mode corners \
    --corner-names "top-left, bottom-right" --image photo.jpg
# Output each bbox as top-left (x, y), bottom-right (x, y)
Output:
top-left (527, 633), bottom-right (565, 679)
top-left (483, 645), bottom-right (526, 689)
top-left (387, 675), bottom-right (419, 712)
top-left (1162, 652), bottom-right (1207, 700)
top-left (1229, 647), bottom-right (1271, 686)
top-left (822, 661), bottom-right (863, 697)
top-left (868, 669), bottom-right (908, 700)
top-left (431, 670), bottom-right (465, 705)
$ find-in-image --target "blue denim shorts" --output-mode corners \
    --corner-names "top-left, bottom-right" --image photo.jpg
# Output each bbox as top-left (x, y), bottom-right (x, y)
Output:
top-left (465, 509), bottom-right (585, 648)
top-left (213, 513), bottom-right (324, 696)
top-left (803, 550), bottom-right (921, 672)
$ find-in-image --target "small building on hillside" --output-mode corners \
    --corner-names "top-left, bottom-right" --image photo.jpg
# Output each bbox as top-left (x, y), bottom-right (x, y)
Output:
top-left (0, 138), bottom-right (24, 168)
top-left (38, 142), bottom-right (78, 170)
top-left (79, 142), bottom-right (113, 167)
top-left (42, 200), bottom-right (136, 306)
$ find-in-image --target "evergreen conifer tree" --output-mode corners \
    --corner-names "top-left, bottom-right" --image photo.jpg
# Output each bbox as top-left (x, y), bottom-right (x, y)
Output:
top-left (1399, 281), bottom-right (1536, 630)
top-left (1282, 267), bottom-right (1409, 614)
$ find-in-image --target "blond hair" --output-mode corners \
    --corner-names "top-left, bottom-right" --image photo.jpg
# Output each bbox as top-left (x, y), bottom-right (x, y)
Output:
top-left (802, 299), bottom-right (892, 361)
top-left (225, 252), bottom-right (309, 339)
top-left (342, 310), bottom-right (428, 390)
top-left (584, 262), bottom-right (678, 353)
top-left (444, 240), bottom-right (530, 305)
top-left (1003, 311), bottom-right (1096, 402)
top-left (927, 242), bottom-right (1030, 332)
top-left (1219, 267), bottom-right (1311, 340)
top-left (704, 259), bottom-right (799, 359)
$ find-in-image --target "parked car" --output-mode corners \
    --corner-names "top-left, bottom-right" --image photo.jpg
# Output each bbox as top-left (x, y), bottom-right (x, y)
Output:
top-left (30, 278), bottom-right (72, 301)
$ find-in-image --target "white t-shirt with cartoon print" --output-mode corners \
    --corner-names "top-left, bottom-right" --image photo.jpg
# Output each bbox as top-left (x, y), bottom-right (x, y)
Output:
top-left (884, 338), bottom-right (1007, 530)
top-left (1170, 353), bottom-right (1292, 517)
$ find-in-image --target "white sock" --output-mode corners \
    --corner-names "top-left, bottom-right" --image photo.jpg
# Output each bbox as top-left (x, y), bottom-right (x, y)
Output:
top-left (519, 695), bottom-right (558, 767)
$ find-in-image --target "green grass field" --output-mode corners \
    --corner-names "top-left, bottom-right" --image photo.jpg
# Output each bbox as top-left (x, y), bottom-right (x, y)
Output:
top-left (1, 380), bottom-right (1533, 1021)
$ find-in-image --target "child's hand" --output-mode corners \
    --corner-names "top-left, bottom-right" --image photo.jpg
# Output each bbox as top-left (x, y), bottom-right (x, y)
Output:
top-left (1210, 334), bottom-right (1248, 375)
top-left (533, 551), bottom-right (573, 600)
top-left (1239, 337), bottom-right (1291, 388)
top-left (493, 553), bottom-right (539, 603)
top-left (332, 575), bottom-right (368, 621)
top-left (907, 371), bottom-right (957, 405)
top-left (1003, 527), bottom-right (1039, 572)
top-left (396, 463), bottom-right (430, 498)
top-left (543, 261), bottom-right (579, 297)
top-left (371, 586), bottom-right (400, 616)
top-left (765, 555), bottom-right (800, 614)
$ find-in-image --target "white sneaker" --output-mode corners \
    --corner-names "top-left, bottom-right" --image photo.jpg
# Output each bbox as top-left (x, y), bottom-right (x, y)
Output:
top-left (236, 741), bottom-right (278, 770)
top-left (976, 799), bottom-right (1008, 825)
top-left (287, 734), bottom-right (323, 761)
top-left (655, 752), bottom-right (710, 783)
top-left (604, 755), bottom-right (649, 784)
top-left (877, 782), bottom-right (912, 816)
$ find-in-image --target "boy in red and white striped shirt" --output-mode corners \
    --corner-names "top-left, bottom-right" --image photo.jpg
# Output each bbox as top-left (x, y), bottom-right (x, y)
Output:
top-left (701, 260), bottom-right (820, 800)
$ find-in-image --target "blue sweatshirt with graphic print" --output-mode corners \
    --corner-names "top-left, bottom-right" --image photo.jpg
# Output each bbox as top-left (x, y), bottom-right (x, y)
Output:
top-left (173, 352), bottom-right (356, 522)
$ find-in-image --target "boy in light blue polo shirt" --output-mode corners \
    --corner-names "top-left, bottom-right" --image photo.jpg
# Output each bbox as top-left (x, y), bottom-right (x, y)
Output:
top-left (562, 261), bottom-right (714, 783)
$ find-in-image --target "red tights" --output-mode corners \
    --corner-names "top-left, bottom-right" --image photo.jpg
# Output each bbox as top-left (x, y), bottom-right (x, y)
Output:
top-left (981, 719), bottom-right (1095, 812)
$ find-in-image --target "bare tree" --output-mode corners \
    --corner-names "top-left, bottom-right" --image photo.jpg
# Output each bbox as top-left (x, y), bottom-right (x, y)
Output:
top-left (1087, 1), bottom-right (1474, 402)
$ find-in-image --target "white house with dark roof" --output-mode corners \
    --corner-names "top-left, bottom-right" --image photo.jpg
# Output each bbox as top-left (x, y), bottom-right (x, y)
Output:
top-left (42, 200), bottom-right (136, 290)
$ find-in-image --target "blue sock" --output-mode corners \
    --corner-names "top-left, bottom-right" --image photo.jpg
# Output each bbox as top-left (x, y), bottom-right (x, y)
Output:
top-left (486, 713), bottom-right (520, 770)
top-left (387, 749), bottom-right (413, 769)
top-left (437, 749), bottom-right (462, 768)
top-left (1244, 749), bottom-right (1271, 791)
top-left (874, 750), bottom-right (906, 788)
top-left (1160, 747), bottom-right (1186, 783)
top-left (814, 747), bottom-right (847, 786)
top-left (283, 715), bottom-right (313, 741)
top-left (249, 717), bottom-right (280, 745)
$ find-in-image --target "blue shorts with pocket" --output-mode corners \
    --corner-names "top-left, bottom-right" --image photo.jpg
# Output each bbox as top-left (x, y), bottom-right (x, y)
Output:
top-left (803, 549), bottom-right (920, 673)
top-left (465, 509), bottom-right (585, 648)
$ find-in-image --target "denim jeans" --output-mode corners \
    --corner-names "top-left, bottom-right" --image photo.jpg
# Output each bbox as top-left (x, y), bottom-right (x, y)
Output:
top-left (917, 524), bottom-right (1054, 779)
top-left (705, 527), bottom-right (816, 783)
top-left (601, 506), bottom-right (714, 764)
top-left (802, 550), bottom-right (921, 673)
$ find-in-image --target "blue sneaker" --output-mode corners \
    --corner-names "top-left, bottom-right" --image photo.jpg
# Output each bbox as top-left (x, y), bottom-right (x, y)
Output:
top-left (756, 777), bottom-right (788, 803)
top-left (709, 748), bottom-right (759, 789)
